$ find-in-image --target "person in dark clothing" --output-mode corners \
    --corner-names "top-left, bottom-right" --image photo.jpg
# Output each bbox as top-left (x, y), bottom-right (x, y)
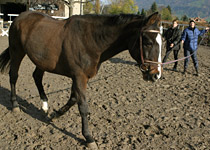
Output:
top-left (181, 20), bottom-right (209, 76)
top-left (162, 19), bottom-right (182, 71)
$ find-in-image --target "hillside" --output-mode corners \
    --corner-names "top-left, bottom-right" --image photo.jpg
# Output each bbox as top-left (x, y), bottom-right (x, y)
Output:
top-left (136, 0), bottom-right (210, 21)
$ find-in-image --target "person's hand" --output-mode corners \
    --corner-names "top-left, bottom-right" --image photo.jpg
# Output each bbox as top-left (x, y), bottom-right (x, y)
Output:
top-left (206, 27), bottom-right (209, 30)
top-left (181, 40), bottom-right (184, 44)
top-left (170, 43), bottom-right (174, 48)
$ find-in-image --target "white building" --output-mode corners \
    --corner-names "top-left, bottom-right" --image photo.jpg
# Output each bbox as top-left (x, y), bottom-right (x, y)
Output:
top-left (64, 0), bottom-right (85, 17)
top-left (0, 0), bottom-right (85, 18)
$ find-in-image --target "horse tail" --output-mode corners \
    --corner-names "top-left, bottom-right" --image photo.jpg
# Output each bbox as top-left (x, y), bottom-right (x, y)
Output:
top-left (0, 47), bottom-right (11, 73)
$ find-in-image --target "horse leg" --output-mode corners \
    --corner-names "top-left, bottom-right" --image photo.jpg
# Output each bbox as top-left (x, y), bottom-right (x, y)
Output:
top-left (33, 67), bottom-right (48, 113)
top-left (51, 88), bottom-right (77, 118)
top-left (78, 95), bottom-right (98, 149)
top-left (50, 75), bottom-right (81, 119)
top-left (50, 74), bottom-right (98, 149)
top-left (74, 75), bottom-right (97, 149)
top-left (9, 50), bottom-right (25, 112)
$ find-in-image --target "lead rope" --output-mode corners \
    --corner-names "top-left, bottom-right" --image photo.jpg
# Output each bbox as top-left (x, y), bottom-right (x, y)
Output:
top-left (160, 30), bottom-right (208, 65)
top-left (145, 49), bottom-right (195, 65)
top-left (144, 29), bottom-right (209, 66)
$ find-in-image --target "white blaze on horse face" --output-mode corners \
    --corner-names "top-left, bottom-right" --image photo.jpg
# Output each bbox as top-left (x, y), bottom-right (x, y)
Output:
top-left (156, 33), bottom-right (162, 79)
top-left (42, 101), bottom-right (48, 113)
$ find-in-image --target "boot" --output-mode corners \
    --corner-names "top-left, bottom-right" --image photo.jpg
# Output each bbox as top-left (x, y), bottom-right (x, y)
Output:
top-left (195, 68), bottom-right (199, 76)
top-left (183, 68), bottom-right (187, 74)
top-left (172, 66), bottom-right (177, 72)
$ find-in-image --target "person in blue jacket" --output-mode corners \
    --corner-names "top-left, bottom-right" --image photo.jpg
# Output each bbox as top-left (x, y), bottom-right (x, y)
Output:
top-left (181, 20), bottom-right (209, 76)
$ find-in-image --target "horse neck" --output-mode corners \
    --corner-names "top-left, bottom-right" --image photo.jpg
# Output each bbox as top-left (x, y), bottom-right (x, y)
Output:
top-left (99, 25), bottom-right (133, 63)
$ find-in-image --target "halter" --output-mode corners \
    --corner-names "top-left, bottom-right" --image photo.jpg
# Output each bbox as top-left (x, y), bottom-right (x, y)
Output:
top-left (139, 29), bottom-right (161, 72)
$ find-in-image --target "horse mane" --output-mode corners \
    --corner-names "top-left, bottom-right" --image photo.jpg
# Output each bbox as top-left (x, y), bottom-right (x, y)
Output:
top-left (107, 14), bottom-right (144, 25)
top-left (62, 14), bottom-right (146, 47)
top-left (67, 14), bottom-right (144, 27)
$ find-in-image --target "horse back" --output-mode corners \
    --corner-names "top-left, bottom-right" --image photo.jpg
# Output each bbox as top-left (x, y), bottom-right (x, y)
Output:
top-left (9, 11), bottom-right (68, 72)
top-left (9, 11), bottom-right (100, 78)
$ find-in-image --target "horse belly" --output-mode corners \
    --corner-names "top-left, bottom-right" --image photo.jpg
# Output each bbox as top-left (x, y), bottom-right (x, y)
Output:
top-left (24, 37), bottom-right (60, 72)
top-left (27, 52), bottom-right (58, 72)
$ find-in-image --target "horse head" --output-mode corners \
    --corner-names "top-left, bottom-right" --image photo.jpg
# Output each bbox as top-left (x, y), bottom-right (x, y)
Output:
top-left (128, 12), bottom-right (162, 82)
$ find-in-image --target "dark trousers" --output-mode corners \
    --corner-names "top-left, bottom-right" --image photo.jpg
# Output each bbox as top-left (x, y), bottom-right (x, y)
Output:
top-left (162, 49), bottom-right (179, 69)
top-left (184, 49), bottom-right (198, 70)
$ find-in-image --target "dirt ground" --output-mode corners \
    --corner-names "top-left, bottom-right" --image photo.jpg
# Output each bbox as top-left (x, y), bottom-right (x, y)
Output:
top-left (0, 36), bottom-right (209, 150)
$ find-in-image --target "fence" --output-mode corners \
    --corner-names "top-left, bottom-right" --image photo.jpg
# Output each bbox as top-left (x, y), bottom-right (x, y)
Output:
top-left (0, 13), bottom-right (68, 37)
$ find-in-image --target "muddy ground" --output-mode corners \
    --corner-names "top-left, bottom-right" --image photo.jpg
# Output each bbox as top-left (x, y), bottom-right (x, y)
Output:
top-left (0, 36), bottom-right (209, 150)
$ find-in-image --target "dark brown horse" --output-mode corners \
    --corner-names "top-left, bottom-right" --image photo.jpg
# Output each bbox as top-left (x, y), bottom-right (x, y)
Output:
top-left (0, 11), bottom-right (162, 149)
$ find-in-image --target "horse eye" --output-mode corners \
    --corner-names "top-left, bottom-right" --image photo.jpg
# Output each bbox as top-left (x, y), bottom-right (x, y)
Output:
top-left (145, 42), bottom-right (152, 47)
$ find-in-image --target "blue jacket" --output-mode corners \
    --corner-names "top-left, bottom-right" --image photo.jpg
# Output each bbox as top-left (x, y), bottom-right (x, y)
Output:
top-left (181, 27), bottom-right (206, 51)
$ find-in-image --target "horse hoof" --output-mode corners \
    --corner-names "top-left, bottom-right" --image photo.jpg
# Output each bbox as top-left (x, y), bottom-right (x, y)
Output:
top-left (87, 142), bottom-right (98, 150)
top-left (49, 111), bottom-right (60, 121)
top-left (40, 108), bottom-right (48, 116)
top-left (49, 112), bottom-right (56, 121)
top-left (43, 109), bottom-right (49, 114)
top-left (12, 107), bottom-right (20, 112)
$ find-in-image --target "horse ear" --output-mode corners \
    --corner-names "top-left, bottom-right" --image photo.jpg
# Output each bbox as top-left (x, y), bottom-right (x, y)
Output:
top-left (144, 12), bottom-right (161, 26)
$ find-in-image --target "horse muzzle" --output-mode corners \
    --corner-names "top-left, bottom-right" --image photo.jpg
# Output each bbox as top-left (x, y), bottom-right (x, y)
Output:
top-left (140, 64), bottom-right (161, 82)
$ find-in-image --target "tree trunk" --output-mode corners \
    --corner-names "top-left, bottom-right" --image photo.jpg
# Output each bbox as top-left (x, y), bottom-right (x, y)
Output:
top-left (95, 0), bottom-right (100, 14)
